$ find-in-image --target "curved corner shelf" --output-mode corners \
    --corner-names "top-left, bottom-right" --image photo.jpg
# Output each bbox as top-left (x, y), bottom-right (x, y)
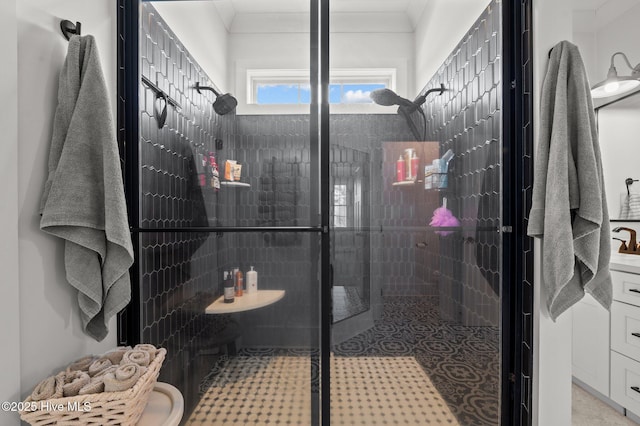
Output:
top-left (392, 180), bottom-right (421, 187)
top-left (205, 290), bottom-right (285, 314)
top-left (220, 181), bottom-right (251, 188)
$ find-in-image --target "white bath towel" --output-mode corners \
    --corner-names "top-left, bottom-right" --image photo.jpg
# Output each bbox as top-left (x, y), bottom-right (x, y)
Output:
top-left (620, 193), bottom-right (640, 220)
top-left (39, 35), bottom-right (133, 341)
top-left (527, 41), bottom-right (612, 320)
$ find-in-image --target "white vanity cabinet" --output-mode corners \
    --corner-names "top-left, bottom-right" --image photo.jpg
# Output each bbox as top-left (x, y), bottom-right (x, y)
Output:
top-left (610, 270), bottom-right (640, 417)
top-left (572, 257), bottom-right (640, 421)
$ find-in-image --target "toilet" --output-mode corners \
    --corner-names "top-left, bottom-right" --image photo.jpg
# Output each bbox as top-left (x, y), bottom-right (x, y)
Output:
top-left (138, 382), bottom-right (184, 426)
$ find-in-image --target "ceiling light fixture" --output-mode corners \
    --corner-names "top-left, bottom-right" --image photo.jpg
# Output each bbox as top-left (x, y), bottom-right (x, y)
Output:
top-left (591, 51), bottom-right (640, 99)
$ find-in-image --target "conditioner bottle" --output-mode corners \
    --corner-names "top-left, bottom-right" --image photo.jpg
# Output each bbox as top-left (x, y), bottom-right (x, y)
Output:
top-left (246, 266), bottom-right (258, 294)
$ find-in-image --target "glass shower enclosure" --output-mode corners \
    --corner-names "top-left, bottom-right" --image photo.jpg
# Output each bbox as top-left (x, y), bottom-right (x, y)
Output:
top-left (115, 0), bottom-right (525, 424)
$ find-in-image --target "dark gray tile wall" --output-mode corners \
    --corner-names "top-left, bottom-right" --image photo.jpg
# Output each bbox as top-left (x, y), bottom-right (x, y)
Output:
top-left (138, 3), bottom-right (232, 416)
top-left (417, 2), bottom-right (502, 327)
top-left (227, 114), bottom-right (425, 322)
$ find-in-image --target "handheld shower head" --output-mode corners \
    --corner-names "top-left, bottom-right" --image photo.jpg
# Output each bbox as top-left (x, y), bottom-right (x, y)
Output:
top-left (370, 88), bottom-right (415, 108)
top-left (194, 82), bottom-right (238, 115)
top-left (370, 85), bottom-right (447, 141)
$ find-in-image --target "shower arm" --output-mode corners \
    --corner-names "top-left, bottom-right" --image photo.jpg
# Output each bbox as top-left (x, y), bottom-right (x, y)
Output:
top-left (194, 82), bottom-right (222, 97)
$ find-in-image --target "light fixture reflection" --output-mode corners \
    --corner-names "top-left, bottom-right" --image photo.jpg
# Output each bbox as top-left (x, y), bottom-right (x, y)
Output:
top-left (591, 52), bottom-right (640, 99)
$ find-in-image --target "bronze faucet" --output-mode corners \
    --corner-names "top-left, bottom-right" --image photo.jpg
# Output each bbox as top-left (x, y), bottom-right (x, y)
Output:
top-left (613, 227), bottom-right (640, 254)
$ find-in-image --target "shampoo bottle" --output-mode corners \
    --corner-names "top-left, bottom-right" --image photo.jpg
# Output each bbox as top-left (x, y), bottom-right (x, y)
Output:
top-left (223, 271), bottom-right (234, 303)
top-left (396, 156), bottom-right (405, 182)
top-left (235, 269), bottom-right (244, 297)
top-left (411, 152), bottom-right (419, 180)
top-left (246, 266), bottom-right (258, 294)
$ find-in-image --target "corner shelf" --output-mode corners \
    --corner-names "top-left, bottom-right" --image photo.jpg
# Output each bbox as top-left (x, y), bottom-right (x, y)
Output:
top-left (392, 180), bottom-right (421, 187)
top-left (205, 290), bottom-right (285, 314)
top-left (220, 181), bottom-right (251, 188)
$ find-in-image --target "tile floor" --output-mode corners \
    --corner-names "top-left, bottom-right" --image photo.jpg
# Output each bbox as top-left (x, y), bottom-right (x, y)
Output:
top-left (333, 296), bottom-right (500, 425)
top-left (572, 384), bottom-right (638, 426)
top-left (186, 355), bottom-right (459, 425)
top-left (332, 286), bottom-right (367, 322)
top-left (186, 296), bottom-right (498, 425)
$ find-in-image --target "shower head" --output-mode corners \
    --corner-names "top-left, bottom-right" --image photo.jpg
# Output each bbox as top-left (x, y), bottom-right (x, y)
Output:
top-left (370, 84), bottom-right (446, 110)
top-left (370, 84), bottom-right (447, 141)
top-left (370, 88), bottom-right (415, 109)
top-left (194, 82), bottom-right (238, 115)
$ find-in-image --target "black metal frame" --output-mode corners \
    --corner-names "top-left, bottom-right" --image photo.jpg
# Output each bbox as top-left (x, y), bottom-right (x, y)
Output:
top-left (501, 0), bottom-right (534, 424)
top-left (116, 0), bottom-right (534, 424)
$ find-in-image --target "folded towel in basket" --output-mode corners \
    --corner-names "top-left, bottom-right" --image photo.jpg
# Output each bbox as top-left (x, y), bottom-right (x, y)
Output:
top-left (78, 376), bottom-right (106, 395)
top-left (66, 355), bottom-right (96, 373)
top-left (101, 346), bottom-right (131, 365)
top-left (121, 349), bottom-right (150, 367)
top-left (133, 344), bottom-right (158, 362)
top-left (30, 375), bottom-right (64, 401)
top-left (104, 364), bottom-right (147, 392)
top-left (62, 371), bottom-right (90, 397)
top-left (78, 366), bottom-right (117, 395)
top-left (88, 357), bottom-right (113, 377)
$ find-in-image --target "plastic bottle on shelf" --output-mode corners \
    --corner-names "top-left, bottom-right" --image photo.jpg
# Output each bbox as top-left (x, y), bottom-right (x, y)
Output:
top-left (396, 156), bottom-right (405, 182)
top-left (223, 271), bottom-right (234, 303)
top-left (235, 268), bottom-right (243, 297)
top-left (411, 152), bottom-right (419, 181)
top-left (246, 266), bottom-right (258, 294)
top-left (209, 152), bottom-right (220, 191)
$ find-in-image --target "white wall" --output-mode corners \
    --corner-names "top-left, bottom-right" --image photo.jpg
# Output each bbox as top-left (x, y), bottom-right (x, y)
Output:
top-left (413, 0), bottom-right (492, 90)
top-left (532, 0), bottom-right (574, 424)
top-left (15, 0), bottom-right (120, 411)
top-left (152, 1), bottom-right (229, 91)
top-left (572, 2), bottom-right (640, 86)
top-left (594, 2), bottom-right (640, 83)
top-left (227, 13), bottom-right (414, 114)
top-left (0, 0), bottom-right (21, 423)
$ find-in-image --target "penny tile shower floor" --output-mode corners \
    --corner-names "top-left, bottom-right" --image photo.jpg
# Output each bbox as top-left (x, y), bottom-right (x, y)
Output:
top-left (186, 296), bottom-right (499, 426)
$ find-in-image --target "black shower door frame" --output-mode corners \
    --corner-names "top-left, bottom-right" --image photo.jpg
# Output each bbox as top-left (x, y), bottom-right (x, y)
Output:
top-left (116, 1), bottom-right (534, 425)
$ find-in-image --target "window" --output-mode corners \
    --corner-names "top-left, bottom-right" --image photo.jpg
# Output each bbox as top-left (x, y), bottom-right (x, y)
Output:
top-left (248, 68), bottom-right (396, 105)
top-left (333, 184), bottom-right (348, 228)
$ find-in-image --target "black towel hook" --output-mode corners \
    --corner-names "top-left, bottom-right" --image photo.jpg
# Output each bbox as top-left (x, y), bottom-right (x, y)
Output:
top-left (60, 20), bottom-right (81, 41)
top-left (626, 177), bottom-right (639, 195)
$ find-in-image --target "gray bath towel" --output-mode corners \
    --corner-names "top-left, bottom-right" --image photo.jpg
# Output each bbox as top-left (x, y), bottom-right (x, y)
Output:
top-left (527, 41), bottom-right (612, 320)
top-left (39, 35), bottom-right (133, 341)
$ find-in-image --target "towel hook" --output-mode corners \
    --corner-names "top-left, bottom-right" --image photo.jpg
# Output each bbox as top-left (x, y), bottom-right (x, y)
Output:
top-left (60, 20), bottom-right (81, 41)
top-left (626, 177), bottom-right (639, 195)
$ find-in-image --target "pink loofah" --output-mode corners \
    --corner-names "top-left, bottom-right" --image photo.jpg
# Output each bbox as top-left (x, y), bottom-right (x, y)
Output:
top-left (429, 203), bottom-right (460, 236)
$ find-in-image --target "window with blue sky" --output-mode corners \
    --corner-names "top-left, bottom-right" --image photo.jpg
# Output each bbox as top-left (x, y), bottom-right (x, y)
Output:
top-left (248, 68), bottom-right (395, 105)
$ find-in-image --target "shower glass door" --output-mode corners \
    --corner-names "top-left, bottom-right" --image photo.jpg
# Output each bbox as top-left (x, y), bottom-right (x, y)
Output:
top-left (328, 0), bottom-right (503, 425)
top-left (122, 0), bottom-right (519, 424)
top-left (331, 146), bottom-right (370, 323)
top-left (125, 1), bottom-right (323, 424)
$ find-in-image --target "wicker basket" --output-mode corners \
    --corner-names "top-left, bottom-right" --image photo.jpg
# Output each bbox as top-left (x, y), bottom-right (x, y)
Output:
top-left (20, 348), bottom-right (166, 426)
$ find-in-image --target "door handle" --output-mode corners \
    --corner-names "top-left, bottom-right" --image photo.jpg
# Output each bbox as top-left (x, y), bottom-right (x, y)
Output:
top-left (629, 289), bottom-right (640, 294)
top-left (632, 333), bottom-right (640, 339)
top-left (631, 386), bottom-right (640, 394)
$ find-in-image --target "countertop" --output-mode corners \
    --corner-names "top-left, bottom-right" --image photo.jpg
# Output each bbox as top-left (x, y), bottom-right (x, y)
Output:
top-left (610, 252), bottom-right (640, 274)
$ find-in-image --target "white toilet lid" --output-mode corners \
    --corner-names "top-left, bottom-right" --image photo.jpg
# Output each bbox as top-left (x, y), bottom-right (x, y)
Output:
top-left (138, 382), bottom-right (184, 426)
